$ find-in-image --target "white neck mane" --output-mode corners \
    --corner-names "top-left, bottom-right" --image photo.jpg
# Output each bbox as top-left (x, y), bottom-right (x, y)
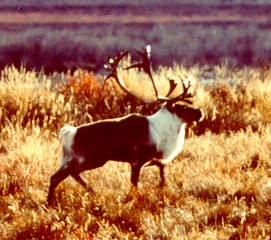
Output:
top-left (147, 107), bottom-right (186, 164)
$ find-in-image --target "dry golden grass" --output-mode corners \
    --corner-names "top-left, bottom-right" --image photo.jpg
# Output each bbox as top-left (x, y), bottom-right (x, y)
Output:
top-left (0, 64), bottom-right (270, 239)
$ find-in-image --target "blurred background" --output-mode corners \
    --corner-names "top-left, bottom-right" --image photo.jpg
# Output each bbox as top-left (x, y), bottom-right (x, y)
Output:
top-left (0, 0), bottom-right (271, 74)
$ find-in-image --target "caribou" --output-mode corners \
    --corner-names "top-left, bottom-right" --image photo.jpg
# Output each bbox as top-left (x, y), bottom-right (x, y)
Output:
top-left (47, 46), bottom-right (203, 205)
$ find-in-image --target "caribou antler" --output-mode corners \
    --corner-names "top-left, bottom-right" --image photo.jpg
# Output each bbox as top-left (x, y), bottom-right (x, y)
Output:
top-left (104, 46), bottom-right (193, 105)
top-left (166, 77), bottom-right (193, 104)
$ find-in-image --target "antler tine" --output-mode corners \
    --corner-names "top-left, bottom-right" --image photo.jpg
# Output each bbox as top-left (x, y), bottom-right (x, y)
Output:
top-left (165, 79), bottom-right (178, 97)
top-left (167, 78), bottom-right (193, 104)
top-left (104, 51), bottom-right (129, 82)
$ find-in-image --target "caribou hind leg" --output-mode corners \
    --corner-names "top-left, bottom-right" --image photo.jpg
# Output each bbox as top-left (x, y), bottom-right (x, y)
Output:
top-left (47, 165), bottom-right (73, 205)
top-left (47, 158), bottom-right (79, 205)
top-left (71, 173), bottom-right (94, 193)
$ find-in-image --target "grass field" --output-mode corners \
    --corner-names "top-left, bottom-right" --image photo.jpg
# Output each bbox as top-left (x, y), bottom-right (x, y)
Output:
top-left (0, 1), bottom-right (271, 239)
top-left (0, 60), bottom-right (271, 239)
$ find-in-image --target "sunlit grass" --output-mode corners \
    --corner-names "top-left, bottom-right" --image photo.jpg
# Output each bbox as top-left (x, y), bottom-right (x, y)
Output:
top-left (0, 64), bottom-right (270, 239)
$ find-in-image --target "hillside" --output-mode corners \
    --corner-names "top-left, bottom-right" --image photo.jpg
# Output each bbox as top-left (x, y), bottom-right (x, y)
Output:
top-left (0, 2), bottom-right (271, 73)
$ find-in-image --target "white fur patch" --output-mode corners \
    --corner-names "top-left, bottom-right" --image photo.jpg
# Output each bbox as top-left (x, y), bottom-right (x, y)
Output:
top-left (58, 125), bottom-right (77, 167)
top-left (59, 125), bottom-right (77, 148)
top-left (147, 107), bottom-right (186, 164)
